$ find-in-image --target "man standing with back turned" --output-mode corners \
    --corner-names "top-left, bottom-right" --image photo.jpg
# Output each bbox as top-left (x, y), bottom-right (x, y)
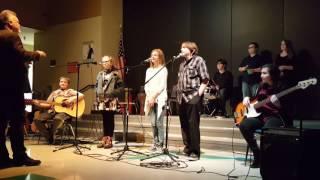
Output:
top-left (0, 10), bottom-right (47, 168)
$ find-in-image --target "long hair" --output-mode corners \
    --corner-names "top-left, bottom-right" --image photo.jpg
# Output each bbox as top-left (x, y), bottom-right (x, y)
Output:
top-left (261, 64), bottom-right (280, 87)
top-left (150, 49), bottom-right (165, 68)
top-left (280, 39), bottom-right (295, 58)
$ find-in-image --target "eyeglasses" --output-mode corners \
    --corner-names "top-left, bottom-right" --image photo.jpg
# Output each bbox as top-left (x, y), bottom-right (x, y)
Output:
top-left (102, 60), bottom-right (111, 63)
top-left (248, 46), bottom-right (255, 49)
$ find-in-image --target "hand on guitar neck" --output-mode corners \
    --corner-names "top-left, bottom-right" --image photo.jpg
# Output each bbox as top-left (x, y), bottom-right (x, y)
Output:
top-left (30, 99), bottom-right (52, 109)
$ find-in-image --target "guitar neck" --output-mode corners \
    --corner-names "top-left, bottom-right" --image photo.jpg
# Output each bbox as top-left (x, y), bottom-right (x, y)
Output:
top-left (276, 86), bottom-right (299, 98)
top-left (254, 85), bottom-right (299, 109)
top-left (25, 99), bottom-right (62, 107)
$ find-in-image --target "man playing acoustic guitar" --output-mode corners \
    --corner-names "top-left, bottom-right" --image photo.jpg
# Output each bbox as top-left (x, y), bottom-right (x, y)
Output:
top-left (33, 77), bottom-right (84, 144)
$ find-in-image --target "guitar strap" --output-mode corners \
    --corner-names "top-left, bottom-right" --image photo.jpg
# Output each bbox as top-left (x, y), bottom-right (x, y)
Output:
top-left (254, 86), bottom-right (260, 97)
top-left (102, 71), bottom-right (114, 94)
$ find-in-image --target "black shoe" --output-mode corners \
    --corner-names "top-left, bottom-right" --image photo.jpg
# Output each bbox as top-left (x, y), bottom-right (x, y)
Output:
top-left (183, 147), bottom-right (190, 155)
top-left (188, 153), bottom-right (200, 161)
top-left (14, 155), bottom-right (41, 166)
top-left (250, 159), bottom-right (260, 168)
top-left (0, 158), bottom-right (14, 169)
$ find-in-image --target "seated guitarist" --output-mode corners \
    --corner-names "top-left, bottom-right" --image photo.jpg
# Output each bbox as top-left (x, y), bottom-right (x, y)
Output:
top-left (239, 64), bottom-right (291, 168)
top-left (96, 56), bottom-right (124, 149)
top-left (33, 76), bottom-right (84, 144)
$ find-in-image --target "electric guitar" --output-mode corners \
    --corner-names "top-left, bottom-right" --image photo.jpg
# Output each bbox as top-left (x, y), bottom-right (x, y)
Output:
top-left (234, 78), bottom-right (317, 125)
top-left (25, 96), bottom-right (85, 118)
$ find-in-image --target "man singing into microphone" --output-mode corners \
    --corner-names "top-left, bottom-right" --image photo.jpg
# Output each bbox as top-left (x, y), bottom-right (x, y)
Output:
top-left (176, 41), bottom-right (210, 160)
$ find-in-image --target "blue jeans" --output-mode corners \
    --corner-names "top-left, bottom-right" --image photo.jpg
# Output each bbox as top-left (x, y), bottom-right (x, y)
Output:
top-left (242, 82), bottom-right (259, 98)
top-left (147, 103), bottom-right (164, 146)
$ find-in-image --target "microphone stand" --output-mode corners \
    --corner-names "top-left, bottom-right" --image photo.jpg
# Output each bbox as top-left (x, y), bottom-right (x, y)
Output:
top-left (140, 56), bottom-right (180, 165)
top-left (111, 64), bottom-right (148, 161)
top-left (53, 62), bottom-right (94, 154)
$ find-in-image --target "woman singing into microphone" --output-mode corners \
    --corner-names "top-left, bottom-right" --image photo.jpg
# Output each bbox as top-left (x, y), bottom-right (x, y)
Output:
top-left (144, 49), bottom-right (168, 151)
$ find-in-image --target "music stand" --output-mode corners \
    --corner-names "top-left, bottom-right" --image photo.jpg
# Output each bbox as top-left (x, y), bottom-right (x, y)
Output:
top-left (53, 62), bottom-right (92, 154)
top-left (111, 65), bottom-right (147, 161)
top-left (139, 57), bottom-right (180, 165)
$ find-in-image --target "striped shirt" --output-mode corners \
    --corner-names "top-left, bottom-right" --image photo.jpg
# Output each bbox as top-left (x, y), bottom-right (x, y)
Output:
top-left (176, 55), bottom-right (210, 104)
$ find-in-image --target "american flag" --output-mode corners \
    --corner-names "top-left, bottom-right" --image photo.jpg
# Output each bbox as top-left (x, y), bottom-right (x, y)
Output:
top-left (117, 32), bottom-right (126, 79)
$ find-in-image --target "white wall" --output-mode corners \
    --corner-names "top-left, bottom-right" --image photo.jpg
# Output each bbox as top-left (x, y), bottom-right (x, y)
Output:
top-left (21, 26), bottom-right (38, 112)
top-left (34, 16), bottom-right (102, 113)
top-left (33, 0), bottom-right (123, 114)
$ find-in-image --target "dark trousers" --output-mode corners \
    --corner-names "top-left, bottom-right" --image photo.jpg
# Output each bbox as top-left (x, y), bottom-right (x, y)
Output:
top-left (179, 96), bottom-right (201, 156)
top-left (34, 112), bottom-right (69, 140)
top-left (102, 111), bottom-right (115, 137)
top-left (0, 97), bottom-right (26, 161)
top-left (217, 88), bottom-right (230, 115)
top-left (239, 116), bottom-right (284, 160)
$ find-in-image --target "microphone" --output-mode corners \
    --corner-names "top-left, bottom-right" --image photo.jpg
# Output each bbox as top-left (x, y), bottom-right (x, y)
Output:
top-left (173, 52), bottom-right (185, 59)
top-left (142, 58), bottom-right (152, 64)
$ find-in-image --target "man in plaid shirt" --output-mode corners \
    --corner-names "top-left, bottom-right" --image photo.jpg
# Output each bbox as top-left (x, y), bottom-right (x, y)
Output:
top-left (176, 41), bottom-right (210, 160)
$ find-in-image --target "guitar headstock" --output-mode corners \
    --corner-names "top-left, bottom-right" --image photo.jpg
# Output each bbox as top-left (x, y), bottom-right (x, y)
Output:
top-left (297, 78), bottom-right (317, 89)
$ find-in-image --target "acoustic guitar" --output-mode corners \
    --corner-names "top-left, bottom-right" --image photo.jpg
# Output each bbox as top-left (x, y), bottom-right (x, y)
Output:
top-left (234, 78), bottom-right (317, 125)
top-left (25, 96), bottom-right (85, 118)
